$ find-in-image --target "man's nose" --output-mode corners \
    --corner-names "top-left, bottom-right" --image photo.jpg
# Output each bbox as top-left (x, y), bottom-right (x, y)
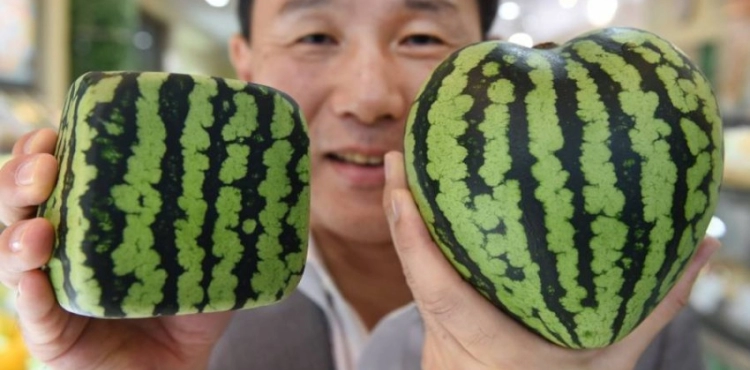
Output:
top-left (330, 46), bottom-right (406, 125)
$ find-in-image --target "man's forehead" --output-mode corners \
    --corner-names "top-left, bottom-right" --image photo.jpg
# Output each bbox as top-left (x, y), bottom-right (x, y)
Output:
top-left (278, 0), bottom-right (459, 13)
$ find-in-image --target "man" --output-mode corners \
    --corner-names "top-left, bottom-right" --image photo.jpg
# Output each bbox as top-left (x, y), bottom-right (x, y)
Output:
top-left (0, 0), bottom-right (718, 369)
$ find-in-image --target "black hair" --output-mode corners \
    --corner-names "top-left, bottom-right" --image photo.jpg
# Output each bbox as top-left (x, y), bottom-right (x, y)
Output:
top-left (238, 0), bottom-right (500, 40)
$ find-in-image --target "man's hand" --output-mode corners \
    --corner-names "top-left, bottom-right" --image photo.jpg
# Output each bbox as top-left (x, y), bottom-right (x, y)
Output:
top-left (0, 129), bottom-right (232, 370)
top-left (383, 151), bottom-right (719, 370)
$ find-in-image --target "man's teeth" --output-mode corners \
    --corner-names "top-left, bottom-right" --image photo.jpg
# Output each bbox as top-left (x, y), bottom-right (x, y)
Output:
top-left (336, 153), bottom-right (384, 165)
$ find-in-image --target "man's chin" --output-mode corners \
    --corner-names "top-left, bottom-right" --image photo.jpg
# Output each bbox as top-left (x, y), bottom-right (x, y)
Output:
top-left (310, 211), bottom-right (392, 246)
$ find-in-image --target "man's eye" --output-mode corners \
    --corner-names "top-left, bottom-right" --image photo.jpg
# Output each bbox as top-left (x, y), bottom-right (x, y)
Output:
top-left (297, 33), bottom-right (336, 45)
top-left (402, 34), bottom-right (444, 46)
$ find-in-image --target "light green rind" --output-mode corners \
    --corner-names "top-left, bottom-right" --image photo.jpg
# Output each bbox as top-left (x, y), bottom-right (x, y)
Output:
top-left (175, 77), bottom-right (218, 312)
top-left (573, 39), bottom-right (677, 335)
top-left (111, 73), bottom-right (169, 317)
top-left (565, 58), bottom-right (627, 340)
top-left (250, 93), bottom-right (298, 304)
top-left (207, 89), bottom-right (258, 312)
top-left (43, 77), bottom-right (83, 312)
top-left (62, 74), bottom-right (124, 317)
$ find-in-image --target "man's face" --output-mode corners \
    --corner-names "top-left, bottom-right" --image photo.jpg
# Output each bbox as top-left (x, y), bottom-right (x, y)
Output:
top-left (230, 0), bottom-right (483, 246)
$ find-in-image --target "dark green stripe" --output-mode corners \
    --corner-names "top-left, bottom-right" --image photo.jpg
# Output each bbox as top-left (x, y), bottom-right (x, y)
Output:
top-left (617, 38), bottom-right (697, 328)
top-left (150, 73), bottom-right (196, 315)
top-left (569, 41), bottom-right (651, 343)
top-left (411, 48), bottom-right (486, 278)
top-left (526, 51), bottom-right (593, 345)
top-left (658, 60), bottom-right (723, 298)
top-left (252, 89), bottom-right (309, 303)
top-left (192, 76), bottom-right (227, 313)
top-left (206, 77), bottom-right (258, 311)
top-left (175, 75), bottom-right (216, 312)
top-left (110, 72), bottom-right (170, 317)
top-left (563, 57), bottom-right (628, 344)
top-left (408, 42), bottom-right (575, 347)
top-left (51, 75), bottom-right (87, 313)
top-left (476, 71), bottom-right (534, 298)
top-left (274, 93), bottom-right (309, 302)
top-left (41, 73), bottom-right (89, 312)
top-left (457, 56), bottom-right (498, 200)
top-left (407, 48), bottom-right (464, 258)
top-left (228, 81), bottom-right (271, 309)
top-left (83, 72), bottom-right (144, 317)
top-left (65, 72), bottom-right (125, 316)
top-left (499, 51), bottom-right (577, 347)
top-left (548, 54), bottom-right (600, 317)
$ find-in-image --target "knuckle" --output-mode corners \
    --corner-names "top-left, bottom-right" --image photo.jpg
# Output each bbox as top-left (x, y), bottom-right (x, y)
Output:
top-left (673, 291), bottom-right (691, 309)
top-left (0, 275), bottom-right (19, 291)
top-left (20, 186), bottom-right (50, 207)
top-left (0, 243), bottom-right (20, 290)
top-left (465, 325), bottom-right (496, 348)
top-left (420, 288), bottom-right (462, 317)
top-left (0, 154), bottom-right (57, 218)
top-left (10, 129), bottom-right (57, 156)
top-left (11, 129), bottom-right (38, 156)
top-left (0, 207), bottom-right (34, 229)
top-left (35, 129), bottom-right (59, 155)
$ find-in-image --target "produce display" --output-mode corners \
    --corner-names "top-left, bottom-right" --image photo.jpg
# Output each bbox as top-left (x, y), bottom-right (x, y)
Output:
top-left (404, 27), bottom-right (724, 348)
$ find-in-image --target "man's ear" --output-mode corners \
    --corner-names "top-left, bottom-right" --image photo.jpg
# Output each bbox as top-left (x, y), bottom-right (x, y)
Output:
top-left (229, 34), bottom-right (253, 82)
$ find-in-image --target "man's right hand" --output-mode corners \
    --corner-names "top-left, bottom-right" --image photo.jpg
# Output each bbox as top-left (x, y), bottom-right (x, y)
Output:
top-left (0, 129), bottom-right (232, 370)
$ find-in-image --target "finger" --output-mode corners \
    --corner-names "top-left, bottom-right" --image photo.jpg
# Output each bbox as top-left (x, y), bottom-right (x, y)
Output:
top-left (12, 128), bottom-right (58, 157)
top-left (615, 237), bottom-right (720, 353)
top-left (0, 218), bottom-right (55, 289)
top-left (16, 269), bottom-right (88, 363)
top-left (0, 153), bottom-right (59, 225)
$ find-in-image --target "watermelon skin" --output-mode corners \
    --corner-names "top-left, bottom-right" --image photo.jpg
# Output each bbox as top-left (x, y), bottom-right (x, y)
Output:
top-left (38, 71), bottom-right (310, 319)
top-left (404, 27), bottom-right (723, 348)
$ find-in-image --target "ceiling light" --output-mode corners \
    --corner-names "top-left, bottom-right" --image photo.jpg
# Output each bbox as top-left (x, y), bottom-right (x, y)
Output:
top-left (508, 33), bottom-right (533, 48)
top-left (586, 0), bottom-right (618, 26)
top-left (559, 0), bottom-right (578, 9)
top-left (205, 0), bottom-right (230, 8)
top-left (706, 216), bottom-right (727, 239)
top-left (499, 2), bottom-right (521, 20)
top-left (133, 31), bottom-right (154, 50)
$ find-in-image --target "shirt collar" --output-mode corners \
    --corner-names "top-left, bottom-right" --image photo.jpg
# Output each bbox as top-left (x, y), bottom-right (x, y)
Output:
top-left (297, 236), bottom-right (370, 369)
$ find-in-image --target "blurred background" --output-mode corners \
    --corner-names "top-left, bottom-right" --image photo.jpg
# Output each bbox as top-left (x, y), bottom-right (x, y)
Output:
top-left (0, 0), bottom-right (748, 369)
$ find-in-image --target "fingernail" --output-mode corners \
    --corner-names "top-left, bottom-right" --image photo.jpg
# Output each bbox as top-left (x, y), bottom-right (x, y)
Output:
top-left (15, 158), bottom-right (36, 186)
top-left (10, 222), bottom-right (27, 252)
top-left (23, 133), bottom-right (36, 154)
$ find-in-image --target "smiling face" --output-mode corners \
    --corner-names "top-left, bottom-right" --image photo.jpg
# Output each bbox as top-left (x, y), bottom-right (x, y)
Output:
top-left (230, 0), bottom-right (483, 247)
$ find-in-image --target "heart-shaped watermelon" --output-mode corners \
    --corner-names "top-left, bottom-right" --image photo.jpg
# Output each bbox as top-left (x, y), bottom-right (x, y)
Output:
top-left (404, 27), bottom-right (724, 349)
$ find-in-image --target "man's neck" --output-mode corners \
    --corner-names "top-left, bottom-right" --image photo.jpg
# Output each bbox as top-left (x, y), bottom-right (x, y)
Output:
top-left (311, 229), bottom-right (413, 331)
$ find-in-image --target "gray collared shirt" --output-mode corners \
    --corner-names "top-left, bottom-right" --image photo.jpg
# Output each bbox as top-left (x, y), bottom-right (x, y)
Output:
top-left (209, 239), bottom-right (706, 370)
